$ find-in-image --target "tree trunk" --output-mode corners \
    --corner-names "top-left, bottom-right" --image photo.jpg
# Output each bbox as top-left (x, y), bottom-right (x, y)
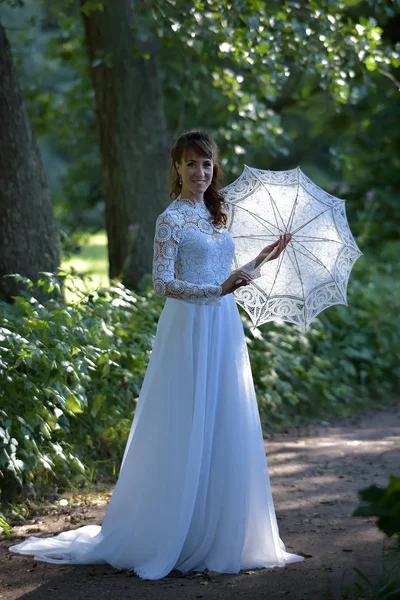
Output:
top-left (0, 23), bottom-right (60, 301)
top-left (81, 0), bottom-right (169, 288)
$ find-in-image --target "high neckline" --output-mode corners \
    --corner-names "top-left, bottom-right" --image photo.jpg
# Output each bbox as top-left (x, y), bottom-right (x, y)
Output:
top-left (178, 196), bottom-right (205, 208)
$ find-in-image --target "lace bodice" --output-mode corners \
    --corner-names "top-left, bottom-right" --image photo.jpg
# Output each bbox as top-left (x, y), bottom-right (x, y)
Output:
top-left (152, 197), bottom-right (260, 305)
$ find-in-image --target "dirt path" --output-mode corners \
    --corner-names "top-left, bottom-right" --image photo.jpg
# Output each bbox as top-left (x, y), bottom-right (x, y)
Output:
top-left (1, 407), bottom-right (399, 600)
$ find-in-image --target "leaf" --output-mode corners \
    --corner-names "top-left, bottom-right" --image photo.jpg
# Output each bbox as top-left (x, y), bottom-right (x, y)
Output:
top-left (365, 56), bottom-right (377, 71)
top-left (256, 41), bottom-right (270, 55)
top-left (65, 394), bottom-right (84, 414)
top-left (102, 361), bottom-right (110, 376)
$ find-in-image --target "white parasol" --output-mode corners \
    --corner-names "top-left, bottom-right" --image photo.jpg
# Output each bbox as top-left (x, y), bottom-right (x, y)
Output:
top-left (222, 166), bottom-right (362, 329)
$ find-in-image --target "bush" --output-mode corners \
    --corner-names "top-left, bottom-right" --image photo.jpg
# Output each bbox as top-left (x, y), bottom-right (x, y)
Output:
top-left (340, 477), bottom-right (400, 599)
top-left (0, 248), bottom-right (399, 506)
top-left (245, 246), bottom-right (400, 429)
top-left (0, 272), bottom-right (162, 502)
top-left (353, 476), bottom-right (400, 539)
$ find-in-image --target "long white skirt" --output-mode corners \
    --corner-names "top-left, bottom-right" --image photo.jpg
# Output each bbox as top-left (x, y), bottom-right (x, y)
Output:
top-left (9, 294), bottom-right (304, 579)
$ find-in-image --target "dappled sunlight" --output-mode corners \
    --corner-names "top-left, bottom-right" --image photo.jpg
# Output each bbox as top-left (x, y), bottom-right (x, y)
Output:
top-left (273, 473), bottom-right (340, 489)
top-left (267, 461), bottom-right (308, 476)
top-left (257, 411), bottom-right (400, 599)
top-left (86, 232), bottom-right (108, 247)
top-left (61, 231), bottom-right (109, 302)
top-left (2, 409), bottom-right (399, 600)
top-left (264, 414), bottom-right (400, 517)
top-left (254, 407), bottom-right (400, 598)
top-left (1, 0), bottom-right (399, 595)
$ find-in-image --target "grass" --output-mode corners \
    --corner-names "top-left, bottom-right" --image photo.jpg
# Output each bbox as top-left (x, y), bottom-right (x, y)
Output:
top-left (61, 231), bottom-right (109, 302)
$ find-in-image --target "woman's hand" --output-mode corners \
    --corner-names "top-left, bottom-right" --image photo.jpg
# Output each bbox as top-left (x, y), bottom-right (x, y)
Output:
top-left (258, 233), bottom-right (291, 264)
top-left (221, 269), bottom-right (252, 297)
top-left (220, 234), bottom-right (292, 296)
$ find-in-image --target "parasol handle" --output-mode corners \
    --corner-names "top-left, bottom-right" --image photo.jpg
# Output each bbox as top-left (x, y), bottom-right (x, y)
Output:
top-left (242, 238), bottom-right (290, 278)
top-left (254, 245), bottom-right (280, 271)
top-left (257, 232), bottom-right (293, 270)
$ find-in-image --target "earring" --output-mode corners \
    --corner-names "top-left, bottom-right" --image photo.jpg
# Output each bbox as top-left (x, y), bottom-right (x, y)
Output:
top-left (179, 177), bottom-right (182, 186)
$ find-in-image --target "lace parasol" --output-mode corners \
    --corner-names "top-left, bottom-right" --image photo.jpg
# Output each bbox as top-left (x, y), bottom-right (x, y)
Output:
top-left (221, 166), bottom-right (362, 329)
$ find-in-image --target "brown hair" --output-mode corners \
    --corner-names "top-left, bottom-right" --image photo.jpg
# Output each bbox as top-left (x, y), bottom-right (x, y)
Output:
top-left (169, 130), bottom-right (227, 227)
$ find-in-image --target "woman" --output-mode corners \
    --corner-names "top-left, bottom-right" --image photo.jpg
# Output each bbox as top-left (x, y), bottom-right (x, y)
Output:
top-left (9, 130), bottom-right (303, 579)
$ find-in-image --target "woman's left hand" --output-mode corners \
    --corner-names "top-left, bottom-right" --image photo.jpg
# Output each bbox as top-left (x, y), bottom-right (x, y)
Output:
top-left (258, 233), bottom-right (291, 263)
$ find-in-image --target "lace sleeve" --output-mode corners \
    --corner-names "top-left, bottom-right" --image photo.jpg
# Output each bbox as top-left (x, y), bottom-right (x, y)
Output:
top-left (152, 211), bottom-right (222, 305)
top-left (233, 258), bottom-right (262, 279)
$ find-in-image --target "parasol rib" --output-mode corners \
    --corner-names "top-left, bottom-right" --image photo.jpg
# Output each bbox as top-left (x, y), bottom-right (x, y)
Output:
top-left (222, 165), bottom-right (361, 329)
top-left (288, 241), bottom-right (328, 269)
top-left (291, 207), bottom-right (332, 236)
top-left (262, 243), bottom-right (288, 305)
top-left (292, 248), bottom-right (307, 326)
top-left (224, 200), bottom-right (283, 235)
top-left (286, 168), bottom-right (301, 235)
top-left (294, 235), bottom-right (346, 245)
top-left (290, 239), bottom-right (346, 302)
top-left (284, 244), bottom-right (306, 302)
top-left (232, 234), bottom-right (280, 241)
top-left (299, 182), bottom-right (342, 209)
top-left (247, 167), bottom-right (287, 233)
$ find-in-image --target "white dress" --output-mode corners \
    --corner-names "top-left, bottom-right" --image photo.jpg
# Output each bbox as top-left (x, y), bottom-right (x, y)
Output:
top-left (9, 197), bottom-right (304, 579)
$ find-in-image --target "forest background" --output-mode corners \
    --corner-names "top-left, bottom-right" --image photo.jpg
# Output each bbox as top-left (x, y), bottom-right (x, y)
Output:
top-left (0, 0), bottom-right (399, 517)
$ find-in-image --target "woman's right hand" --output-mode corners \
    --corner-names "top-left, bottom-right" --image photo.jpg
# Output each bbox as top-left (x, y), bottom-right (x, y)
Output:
top-left (221, 269), bottom-right (252, 297)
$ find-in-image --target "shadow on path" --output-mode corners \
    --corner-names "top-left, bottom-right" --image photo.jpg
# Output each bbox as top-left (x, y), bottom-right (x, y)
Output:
top-left (1, 407), bottom-right (399, 600)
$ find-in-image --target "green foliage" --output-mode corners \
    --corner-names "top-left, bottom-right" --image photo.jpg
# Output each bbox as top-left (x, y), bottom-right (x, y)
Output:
top-left (1, 246), bottom-right (399, 512)
top-left (289, 87), bottom-right (400, 248)
top-left (0, 514), bottom-right (12, 538)
top-left (0, 272), bottom-right (162, 502)
top-left (1, 0), bottom-right (399, 529)
top-left (5, 0), bottom-right (400, 241)
top-left (80, 1), bottom-right (103, 17)
top-left (353, 476), bottom-right (400, 538)
top-left (245, 248), bottom-right (400, 429)
top-left (2, 1), bottom-right (103, 234)
top-left (343, 567), bottom-right (400, 600)
top-left (341, 475), bottom-right (400, 599)
top-left (0, 1), bottom-right (25, 7)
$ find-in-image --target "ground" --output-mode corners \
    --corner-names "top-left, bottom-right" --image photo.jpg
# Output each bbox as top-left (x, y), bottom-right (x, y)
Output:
top-left (1, 407), bottom-right (399, 600)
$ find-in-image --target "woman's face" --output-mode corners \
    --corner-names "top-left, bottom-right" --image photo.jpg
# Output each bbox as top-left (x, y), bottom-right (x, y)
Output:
top-left (175, 151), bottom-right (214, 198)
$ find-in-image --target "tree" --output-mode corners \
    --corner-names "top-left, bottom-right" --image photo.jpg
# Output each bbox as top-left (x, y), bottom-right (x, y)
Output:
top-left (80, 0), bottom-right (169, 288)
top-left (0, 21), bottom-right (60, 301)
top-left (9, 0), bottom-right (399, 285)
